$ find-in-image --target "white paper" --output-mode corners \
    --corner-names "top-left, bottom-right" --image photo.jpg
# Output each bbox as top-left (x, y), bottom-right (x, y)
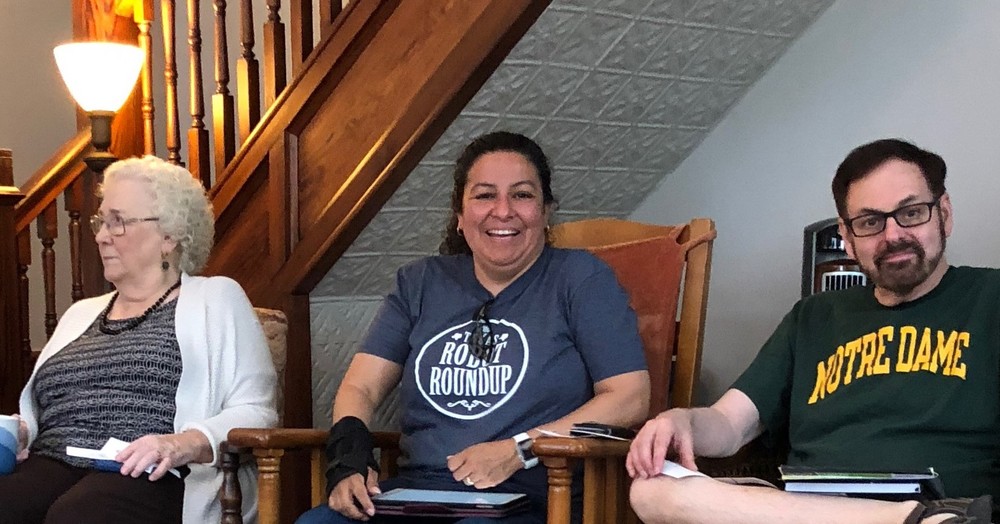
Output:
top-left (67, 438), bottom-right (181, 478)
top-left (660, 460), bottom-right (709, 479)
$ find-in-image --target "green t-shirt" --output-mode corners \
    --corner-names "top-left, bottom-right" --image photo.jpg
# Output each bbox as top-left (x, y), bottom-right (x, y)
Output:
top-left (733, 266), bottom-right (1000, 503)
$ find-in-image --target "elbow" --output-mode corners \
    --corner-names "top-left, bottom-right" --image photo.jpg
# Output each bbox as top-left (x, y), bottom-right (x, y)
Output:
top-left (633, 376), bottom-right (651, 425)
top-left (622, 372), bottom-right (651, 426)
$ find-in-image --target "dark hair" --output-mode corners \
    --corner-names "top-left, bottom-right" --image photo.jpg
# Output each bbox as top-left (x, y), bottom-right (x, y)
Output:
top-left (832, 138), bottom-right (946, 218)
top-left (439, 131), bottom-right (556, 255)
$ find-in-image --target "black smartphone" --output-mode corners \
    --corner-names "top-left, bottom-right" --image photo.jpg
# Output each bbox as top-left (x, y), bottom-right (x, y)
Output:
top-left (569, 422), bottom-right (637, 441)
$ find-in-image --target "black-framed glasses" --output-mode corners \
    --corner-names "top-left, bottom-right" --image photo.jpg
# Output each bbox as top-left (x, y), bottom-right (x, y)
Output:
top-left (845, 199), bottom-right (940, 238)
top-left (89, 213), bottom-right (159, 236)
top-left (470, 298), bottom-right (496, 363)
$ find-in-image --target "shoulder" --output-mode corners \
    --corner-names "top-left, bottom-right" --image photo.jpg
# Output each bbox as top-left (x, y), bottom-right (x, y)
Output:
top-left (949, 265), bottom-right (1000, 285)
top-left (546, 247), bottom-right (613, 280)
top-left (180, 274), bottom-right (252, 306)
top-left (395, 254), bottom-right (472, 284)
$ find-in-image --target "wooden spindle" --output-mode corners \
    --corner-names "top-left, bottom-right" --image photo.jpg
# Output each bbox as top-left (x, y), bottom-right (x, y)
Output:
top-left (318, 0), bottom-right (342, 40)
top-left (237, 0), bottom-right (261, 144)
top-left (37, 204), bottom-right (58, 339)
top-left (262, 0), bottom-right (287, 109)
top-left (220, 449), bottom-right (245, 524)
top-left (254, 450), bottom-right (284, 524)
top-left (213, 0), bottom-right (236, 178)
top-left (289, 0), bottom-right (312, 75)
top-left (136, 0), bottom-right (157, 155)
top-left (161, 0), bottom-right (183, 165)
top-left (187, 0), bottom-right (211, 185)
top-left (16, 229), bottom-right (31, 377)
top-left (65, 178), bottom-right (85, 302)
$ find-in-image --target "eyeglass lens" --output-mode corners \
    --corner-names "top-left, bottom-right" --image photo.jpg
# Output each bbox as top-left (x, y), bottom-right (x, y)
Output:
top-left (471, 299), bottom-right (496, 363)
top-left (90, 214), bottom-right (125, 236)
top-left (849, 201), bottom-right (936, 237)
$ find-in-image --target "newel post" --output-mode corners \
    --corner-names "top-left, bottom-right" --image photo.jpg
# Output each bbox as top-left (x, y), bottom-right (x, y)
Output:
top-left (0, 150), bottom-right (26, 412)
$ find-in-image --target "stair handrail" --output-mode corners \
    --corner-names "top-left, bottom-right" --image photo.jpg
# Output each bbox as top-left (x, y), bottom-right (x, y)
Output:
top-left (13, 129), bottom-right (93, 233)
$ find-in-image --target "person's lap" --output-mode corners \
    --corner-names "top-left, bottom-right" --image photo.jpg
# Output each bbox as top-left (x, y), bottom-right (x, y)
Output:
top-left (296, 476), bottom-right (544, 524)
top-left (0, 455), bottom-right (184, 524)
top-left (296, 506), bottom-right (542, 524)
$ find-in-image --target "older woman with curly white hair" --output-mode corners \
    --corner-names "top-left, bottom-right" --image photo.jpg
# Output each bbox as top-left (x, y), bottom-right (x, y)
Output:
top-left (0, 156), bottom-right (278, 524)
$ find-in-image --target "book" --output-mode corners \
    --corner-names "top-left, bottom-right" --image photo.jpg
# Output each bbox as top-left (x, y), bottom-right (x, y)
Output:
top-left (67, 437), bottom-right (183, 479)
top-left (780, 465), bottom-right (945, 501)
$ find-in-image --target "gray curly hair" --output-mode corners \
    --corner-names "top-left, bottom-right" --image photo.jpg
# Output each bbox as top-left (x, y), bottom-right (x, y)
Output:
top-left (100, 156), bottom-right (215, 274)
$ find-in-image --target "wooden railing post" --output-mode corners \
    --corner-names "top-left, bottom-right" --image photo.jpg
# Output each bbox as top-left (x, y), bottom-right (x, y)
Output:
top-left (162, 0), bottom-right (184, 165)
top-left (237, 0), bottom-right (261, 144)
top-left (187, 0), bottom-right (211, 184)
top-left (213, 0), bottom-right (236, 179)
top-left (0, 150), bottom-right (26, 413)
top-left (289, 0), bottom-right (313, 75)
top-left (134, 0), bottom-right (157, 155)
top-left (262, 0), bottom-right (287, 109)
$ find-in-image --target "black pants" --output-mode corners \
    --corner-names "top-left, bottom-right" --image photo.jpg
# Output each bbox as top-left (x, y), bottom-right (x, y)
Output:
top-left (0, 455), bottom-right (184, 524)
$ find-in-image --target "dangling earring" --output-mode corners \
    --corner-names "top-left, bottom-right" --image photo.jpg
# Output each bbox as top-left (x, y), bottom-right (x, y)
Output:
top-left (161, 253), bottom-right (170, 272)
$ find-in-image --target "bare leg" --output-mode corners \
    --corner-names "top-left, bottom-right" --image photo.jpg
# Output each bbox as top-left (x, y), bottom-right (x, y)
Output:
top-left (629, 476), bottom-right (939, 524)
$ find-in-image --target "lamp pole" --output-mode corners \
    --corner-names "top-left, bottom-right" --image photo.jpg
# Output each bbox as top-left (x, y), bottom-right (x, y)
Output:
top-left (84, 111), bottom-right (118, 175)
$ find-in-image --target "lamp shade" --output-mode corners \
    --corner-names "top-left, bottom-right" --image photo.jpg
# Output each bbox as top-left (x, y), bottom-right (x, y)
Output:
top-left (54, 42), bottom-right (144, 112)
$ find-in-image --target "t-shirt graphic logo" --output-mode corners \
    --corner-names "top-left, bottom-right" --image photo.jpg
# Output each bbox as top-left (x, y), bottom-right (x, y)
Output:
top-left (414, 318), bottom-right (529, 420)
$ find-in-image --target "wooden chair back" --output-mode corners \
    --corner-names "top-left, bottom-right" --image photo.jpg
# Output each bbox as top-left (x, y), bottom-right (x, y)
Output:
top-left (551, 217), bottom-right (714, 412)
top-left (254, 308), bottom-right (288, 424)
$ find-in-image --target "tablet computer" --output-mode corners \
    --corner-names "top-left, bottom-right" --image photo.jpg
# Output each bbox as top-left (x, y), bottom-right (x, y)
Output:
top-left (372, 488), bottom-right (530, 518)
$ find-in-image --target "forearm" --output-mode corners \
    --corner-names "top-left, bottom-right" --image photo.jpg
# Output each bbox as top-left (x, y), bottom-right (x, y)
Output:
top-left (331, 383), bottom-right (379, 427)
top-left (180, 429), bottom-right (214, 464)
top-left (688, 397), bottom-right (762, 458)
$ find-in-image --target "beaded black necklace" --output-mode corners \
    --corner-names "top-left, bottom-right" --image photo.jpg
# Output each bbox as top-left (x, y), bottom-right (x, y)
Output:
top-left (99, 279), bottom-right (182, 335)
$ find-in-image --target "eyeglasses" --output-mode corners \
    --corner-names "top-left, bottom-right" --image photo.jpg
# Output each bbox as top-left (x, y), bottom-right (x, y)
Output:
top-left (89, 213), bottom-right (159, 236)
top-left (844, 199), bottom-right (940, 237)
top-left (470, 298), bottom-right (496, 363)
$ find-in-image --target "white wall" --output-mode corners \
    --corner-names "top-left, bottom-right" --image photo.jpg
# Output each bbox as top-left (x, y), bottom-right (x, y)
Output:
top-left (632, 0), bottom-right (1000, 403)
top-left (0, 2), bottom-right (76, 185)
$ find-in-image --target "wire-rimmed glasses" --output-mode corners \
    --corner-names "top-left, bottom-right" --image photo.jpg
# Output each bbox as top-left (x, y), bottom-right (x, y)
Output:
top-left (89, 213), bottom-right (159, 236)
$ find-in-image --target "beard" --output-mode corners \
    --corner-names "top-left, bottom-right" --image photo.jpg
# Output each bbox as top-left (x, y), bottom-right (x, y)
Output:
top-left (853, 219), bottom-right (946, 297)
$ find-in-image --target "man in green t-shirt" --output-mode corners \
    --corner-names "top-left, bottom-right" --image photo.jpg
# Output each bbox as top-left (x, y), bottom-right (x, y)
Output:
top-left (627, 139), bottom-right (999, 524)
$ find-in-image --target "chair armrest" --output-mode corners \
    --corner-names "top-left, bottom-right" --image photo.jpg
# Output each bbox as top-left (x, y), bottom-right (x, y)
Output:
top-left (531, 435), bottom-right (631, 458)
top-left (227, 427), bottom-right (327, 450)
top-left (219, 429), bottom-right (403, 524)
top-left (532, 437), bottom-right (636, 524)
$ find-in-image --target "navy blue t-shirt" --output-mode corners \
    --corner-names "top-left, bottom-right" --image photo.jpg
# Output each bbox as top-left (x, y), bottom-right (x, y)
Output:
top-left (361, 246), bottom-right (646, 499)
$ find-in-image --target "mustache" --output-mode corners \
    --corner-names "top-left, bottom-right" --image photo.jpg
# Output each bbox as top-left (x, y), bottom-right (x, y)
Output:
top-left (875, 239), bottom-right (925, 266)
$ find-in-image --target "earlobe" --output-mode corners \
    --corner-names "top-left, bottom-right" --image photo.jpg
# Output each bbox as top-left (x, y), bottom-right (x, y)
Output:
top-left (939, 193), bottom-right (953, 236)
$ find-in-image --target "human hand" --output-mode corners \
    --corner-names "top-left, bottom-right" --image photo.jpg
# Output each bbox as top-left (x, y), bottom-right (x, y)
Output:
top-left (447, 440), bottom-right (522, 489)
top-left (626, 409), bottom-right (696, 479)
top-left (12, 414), bottom-right (29, 463)
top-left (327, 468), bottom-right (380, 521)
top-left (115, 431), bottom-right (208, 481)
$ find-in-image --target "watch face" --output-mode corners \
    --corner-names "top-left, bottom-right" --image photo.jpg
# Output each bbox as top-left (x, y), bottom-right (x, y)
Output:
top-left (518, 438), bottom-right (535, 460)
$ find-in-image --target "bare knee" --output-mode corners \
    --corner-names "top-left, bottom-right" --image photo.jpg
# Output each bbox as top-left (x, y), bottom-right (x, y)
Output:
top-left (630, 476), bottom-right (689, 523)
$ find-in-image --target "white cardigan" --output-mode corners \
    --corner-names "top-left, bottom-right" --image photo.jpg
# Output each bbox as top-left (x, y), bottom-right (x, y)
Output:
top-left (19, 273), bottom-right (278, 524)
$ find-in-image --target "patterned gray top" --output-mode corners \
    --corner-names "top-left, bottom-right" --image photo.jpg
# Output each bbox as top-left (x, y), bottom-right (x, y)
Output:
top-left (31, 299), bottom-right (182, 468)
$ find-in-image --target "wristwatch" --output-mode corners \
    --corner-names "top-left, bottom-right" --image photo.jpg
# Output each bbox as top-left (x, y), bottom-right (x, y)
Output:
top-left (513, 432), bottom-right (538, 469)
